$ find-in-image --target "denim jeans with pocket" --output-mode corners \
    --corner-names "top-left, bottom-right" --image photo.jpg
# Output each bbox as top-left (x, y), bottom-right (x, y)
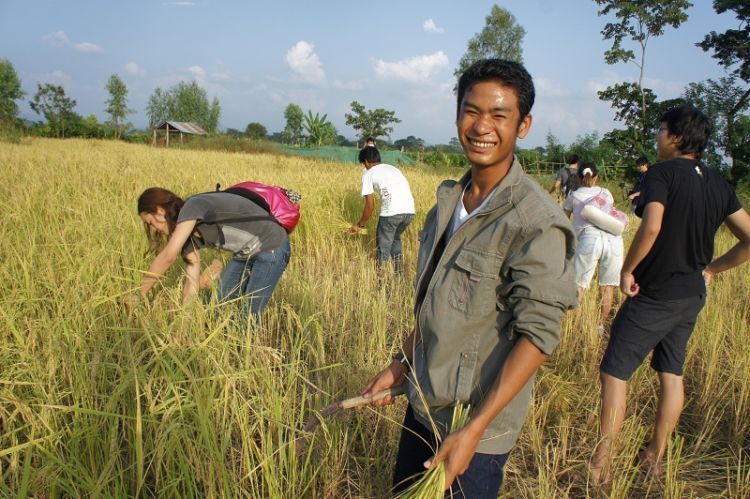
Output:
top-left (217, 237), bottom-right (291, 323)
top-left (376, 213), bottom-right (414, 272)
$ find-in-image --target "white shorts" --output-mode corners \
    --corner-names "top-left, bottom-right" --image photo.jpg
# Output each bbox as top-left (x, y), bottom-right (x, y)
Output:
top-left (574, 228), bottom-right (623, 289)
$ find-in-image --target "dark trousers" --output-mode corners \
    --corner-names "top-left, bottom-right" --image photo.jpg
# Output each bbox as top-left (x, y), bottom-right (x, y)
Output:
top-left (392, 405), bottom-right (509, 498)
top-left (376, 213), bottom-right (414, 273)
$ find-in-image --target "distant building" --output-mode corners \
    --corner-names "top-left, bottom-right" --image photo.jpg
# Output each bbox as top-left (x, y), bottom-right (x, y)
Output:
top-left (152, 121), bottom-right (207, 147)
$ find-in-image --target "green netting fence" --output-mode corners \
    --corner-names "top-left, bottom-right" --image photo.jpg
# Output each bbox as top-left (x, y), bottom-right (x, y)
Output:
top-left (276, 145), bottom-right (415, 165)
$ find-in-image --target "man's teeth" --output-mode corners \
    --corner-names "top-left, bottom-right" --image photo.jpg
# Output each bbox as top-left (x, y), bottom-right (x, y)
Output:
top-left (469, 139), bottom-right (495, 148)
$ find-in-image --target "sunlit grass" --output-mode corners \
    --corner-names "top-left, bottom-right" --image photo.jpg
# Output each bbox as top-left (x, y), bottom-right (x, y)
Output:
top-left (1, 138), bottom-right (749, 497)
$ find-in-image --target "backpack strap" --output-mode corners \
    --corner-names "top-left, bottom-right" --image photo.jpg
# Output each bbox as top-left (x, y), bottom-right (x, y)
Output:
top-left (194, 189), bottom-right (278, 226)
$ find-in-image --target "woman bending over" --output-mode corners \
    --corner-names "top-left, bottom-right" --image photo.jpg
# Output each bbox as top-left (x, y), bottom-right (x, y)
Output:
top-left (135, 187), bottom-right (291, 322)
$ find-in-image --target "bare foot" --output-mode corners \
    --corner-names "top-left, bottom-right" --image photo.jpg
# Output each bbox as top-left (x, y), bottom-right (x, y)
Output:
top-left (589, 459), bottom-right (612, 487)
top-left (636, 447), bottom-right (663, 478)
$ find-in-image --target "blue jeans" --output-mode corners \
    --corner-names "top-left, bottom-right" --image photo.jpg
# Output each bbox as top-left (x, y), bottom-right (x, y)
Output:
top-left (376, 213), bottom-right (414, 272)
top-left (392, 405), bottom-right (509, 498)
top-left (216, 237), bottom-right (291, 322)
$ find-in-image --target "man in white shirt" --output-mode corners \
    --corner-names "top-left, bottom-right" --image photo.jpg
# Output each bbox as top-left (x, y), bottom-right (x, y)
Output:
top-left (351, 146), bottom-right (416, 273)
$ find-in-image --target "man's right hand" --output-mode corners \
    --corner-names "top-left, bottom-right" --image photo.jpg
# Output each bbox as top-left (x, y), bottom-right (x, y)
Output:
top-left (361, 361), bottom-right (407, 407)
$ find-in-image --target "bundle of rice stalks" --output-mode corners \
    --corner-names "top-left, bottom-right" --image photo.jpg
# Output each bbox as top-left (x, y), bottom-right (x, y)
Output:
top-left (326, 217), bottom-right (369, 235)
top-left (397, 403), bottom-right (471, 498)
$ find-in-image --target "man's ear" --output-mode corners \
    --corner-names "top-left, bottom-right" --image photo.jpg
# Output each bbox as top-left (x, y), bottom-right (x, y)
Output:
top-left (517, 114), bottom-right (533, 139)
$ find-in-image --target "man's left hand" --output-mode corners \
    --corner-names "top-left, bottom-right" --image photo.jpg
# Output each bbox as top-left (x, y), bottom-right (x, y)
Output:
top-left (425, 425), bottom-right (482, 490)
top-left (350, 224), bottom-right (362, 233)
top-left (620, 272), bottom-right (639, 297)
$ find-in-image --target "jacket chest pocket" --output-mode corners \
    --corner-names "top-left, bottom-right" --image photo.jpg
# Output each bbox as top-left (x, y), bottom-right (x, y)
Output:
top-left (448, 248), bottom-right (504, 315)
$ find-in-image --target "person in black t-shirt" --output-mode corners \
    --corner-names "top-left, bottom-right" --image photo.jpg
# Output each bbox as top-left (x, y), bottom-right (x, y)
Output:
top-left (590, 105), bottom-right (750, 484)
top-left (627, 156), bottom-right (649, 211)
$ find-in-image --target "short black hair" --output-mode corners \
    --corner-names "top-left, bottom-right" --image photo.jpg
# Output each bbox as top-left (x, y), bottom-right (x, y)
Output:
top-left (456, 59), bottom-right (535, 124)
top-left (659, 104), bottom-right (712, 157)
top-left (358, 145), bottom-right (381, 164)
top-left (566, 154), bottom-right (580, 165)
top-left (365, 137), bottom-right (376, 143)
top-left (635, 156), bottom-right (649, 167)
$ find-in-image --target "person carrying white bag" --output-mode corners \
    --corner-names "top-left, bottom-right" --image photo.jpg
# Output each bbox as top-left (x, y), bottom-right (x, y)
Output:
top-left (563, 163), bottom-right (629, 330)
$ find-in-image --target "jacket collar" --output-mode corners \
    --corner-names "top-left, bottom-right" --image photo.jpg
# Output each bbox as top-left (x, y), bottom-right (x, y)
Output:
top-left (437, 156), bottom-right (524, 216)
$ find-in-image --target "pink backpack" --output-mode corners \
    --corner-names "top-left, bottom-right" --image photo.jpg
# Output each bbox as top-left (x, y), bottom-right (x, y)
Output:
top-left (222, 181), bottom-right (301, 233)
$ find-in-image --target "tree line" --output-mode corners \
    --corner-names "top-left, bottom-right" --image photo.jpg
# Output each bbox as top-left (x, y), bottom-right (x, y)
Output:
top-left (0, 1), bottom-right (746, 184)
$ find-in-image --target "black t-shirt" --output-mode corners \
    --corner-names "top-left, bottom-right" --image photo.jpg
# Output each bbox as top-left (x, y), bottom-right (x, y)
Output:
top-left (634, 157), bottom-right (742, 299)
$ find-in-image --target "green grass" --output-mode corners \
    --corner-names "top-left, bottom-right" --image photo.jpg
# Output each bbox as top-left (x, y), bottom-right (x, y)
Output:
top-left (1, 138), bottom-right (749, 497)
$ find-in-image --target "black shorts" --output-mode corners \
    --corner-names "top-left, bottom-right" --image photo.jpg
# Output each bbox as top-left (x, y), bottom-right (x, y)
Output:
top-left (600, 293), bottom-right (706, 380)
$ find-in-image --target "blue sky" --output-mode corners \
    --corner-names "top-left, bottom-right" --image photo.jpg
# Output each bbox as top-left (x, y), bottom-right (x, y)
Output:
top-left (0, 1), bottom-right (740, 147)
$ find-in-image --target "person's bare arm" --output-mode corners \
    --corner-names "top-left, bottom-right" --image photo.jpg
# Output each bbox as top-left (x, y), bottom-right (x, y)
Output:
top-left (182, 248), bottom-right (201, 303)
top-left (620, 202), bottom-right (664, 296)
top-left (704, 209), bottom-right (750, 281)
top-left (361, 327), bottom-right (420, 406)
top-left (140, 220), bottom-right (197, 298)
top-left (351, 194), bottom-right (375, 232)
top-left (427, 336), bottom-right (546, 489)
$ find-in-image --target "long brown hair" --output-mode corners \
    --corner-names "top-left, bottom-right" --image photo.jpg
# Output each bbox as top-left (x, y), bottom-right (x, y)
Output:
top-left (137, 187), bottom-right (184, 254)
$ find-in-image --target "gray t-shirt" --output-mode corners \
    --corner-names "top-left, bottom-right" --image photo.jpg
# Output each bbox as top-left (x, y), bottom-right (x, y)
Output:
top-left (177, 192), bottom-right (287, 260)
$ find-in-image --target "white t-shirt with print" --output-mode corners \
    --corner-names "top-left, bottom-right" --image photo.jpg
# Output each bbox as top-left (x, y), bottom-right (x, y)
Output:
top-left (361, 163), bottom-right (416, 217)
top-left (563, 186), bottom-right (615, 232)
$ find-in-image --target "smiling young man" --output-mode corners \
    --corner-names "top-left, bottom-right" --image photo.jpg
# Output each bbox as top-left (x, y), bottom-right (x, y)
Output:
top-left (361, 59), bottom-right (576, 497)
top-left (591, 105), bottom-right (750, 484)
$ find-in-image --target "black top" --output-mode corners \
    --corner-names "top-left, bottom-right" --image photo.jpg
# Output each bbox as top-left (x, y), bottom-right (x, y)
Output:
top-left (634, 157), bottom-right (742, 299)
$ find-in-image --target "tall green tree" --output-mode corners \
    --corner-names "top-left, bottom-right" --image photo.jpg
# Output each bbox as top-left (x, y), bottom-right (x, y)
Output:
top-left (208, 97), bottom-right (221, 134)
top-left (594, 0), bottom-right (691, 138)
top-left (145, 82), bottom-right (220, 133)
top-left (697, 0), bottom-right (750, 183)
top-left (283, 103), bottom-right (304, 144)
top-left (146, 87), bottom-right (173, 129)
top-left (30, 83), bottom-right (77, 138)
top-left (544, 132), bottom-right (565, 163)
top-left (0, 59), bottom-right (25, 123)
top-left (104, 73), bottom-right (133, 139)
top-left (453, 5), bottom-right (525, 87)
top-left (685, 77), bottom-right (750, 180)
top-left (393, 135), bottom-right (425, 152)
top-left (344, 101), bottom-right (401, 142)
top-left (697, 1), bottom-right (750, 83)
top-left (244, 122), bottom-right (267, 140)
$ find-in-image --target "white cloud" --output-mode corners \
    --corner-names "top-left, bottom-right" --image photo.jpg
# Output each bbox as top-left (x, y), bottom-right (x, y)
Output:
top-left (642, 77), bottom-right (685, 98)
top-left (73, 42), bottom-right (103, 54)
top-left (43, 31), bottom-right (69, 47)
top-left (34, 70), bottom-right (73, 88)
top-left (535, 78), bottom-right (566, 97)
top-left (211, 72), bottom-right (232, 81)
top-left (423, 19), bottom-right (444, 34)
top-left (43, 30), bottom-right (102, 54)
top-left (187, 65), bottom-right (207, 80)
top-left (586, 70), bottom-right (626, 96)
top-left (125, 62), bottom-right (145, 77)
top-left (333, 79), bottom-right (364, 91)
top-left (373, 51), bottom-right (449, 82)
top-left (285, 41), bottom-right (327, 86)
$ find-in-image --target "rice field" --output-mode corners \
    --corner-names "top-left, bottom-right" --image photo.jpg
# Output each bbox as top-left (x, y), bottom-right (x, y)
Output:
top-left (1, 138), bottom-right (749, 498)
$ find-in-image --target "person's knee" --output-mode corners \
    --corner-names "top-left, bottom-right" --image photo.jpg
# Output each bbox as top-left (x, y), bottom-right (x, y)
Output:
top-left (658, 372), bottom-right (683, 391)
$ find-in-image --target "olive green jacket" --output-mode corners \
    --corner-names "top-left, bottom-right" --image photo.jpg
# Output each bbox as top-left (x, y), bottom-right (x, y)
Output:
top-left (406, 157), bottom-right (577, 454)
